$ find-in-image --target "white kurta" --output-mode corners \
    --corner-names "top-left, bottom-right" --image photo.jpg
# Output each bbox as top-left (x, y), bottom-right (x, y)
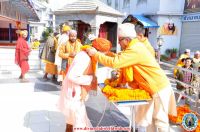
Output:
top-left (58, 51), bottom-right (93, 131)
top-left (55, 33), bottom-right (69, 81)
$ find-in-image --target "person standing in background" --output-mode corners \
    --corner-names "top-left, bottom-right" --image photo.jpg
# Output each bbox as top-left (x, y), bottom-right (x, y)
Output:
top-left (174, 49), bottom-right (191, 78)
top-left (135, 24), bottom-right (155, 57)
top-left (59, 30), bottom-right (83, 79)
top-left (41, 32), bottom-right (58, 80)
top-left (55, 24), bottom-right (71, 85)
top-left (192, 51), bottom-right (200, 70)
top-left (15, 30), bottom-right (31, 81)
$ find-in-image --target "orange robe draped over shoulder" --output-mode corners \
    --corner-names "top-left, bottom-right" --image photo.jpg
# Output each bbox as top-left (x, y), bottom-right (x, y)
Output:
top-left (15, 37), bottom-right (30, 75)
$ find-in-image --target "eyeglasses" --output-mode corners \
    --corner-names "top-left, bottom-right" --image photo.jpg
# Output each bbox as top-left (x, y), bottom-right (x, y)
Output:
top-left (119, 37), bottom-right (125, 42)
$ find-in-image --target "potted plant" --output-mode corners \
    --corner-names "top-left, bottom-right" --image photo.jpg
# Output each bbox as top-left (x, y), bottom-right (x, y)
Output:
top-left (165, 49), bottom-right (172, 61)
top-left (170, 48), bottom-right (178, 59)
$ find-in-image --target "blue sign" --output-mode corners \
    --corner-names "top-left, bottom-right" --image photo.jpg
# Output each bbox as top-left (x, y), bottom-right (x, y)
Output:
top-left (182, 14), bottom-right (200, 21)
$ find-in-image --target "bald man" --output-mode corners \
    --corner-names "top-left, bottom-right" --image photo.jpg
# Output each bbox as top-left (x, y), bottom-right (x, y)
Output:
top-left (59, 30), bottom-right (83, 78)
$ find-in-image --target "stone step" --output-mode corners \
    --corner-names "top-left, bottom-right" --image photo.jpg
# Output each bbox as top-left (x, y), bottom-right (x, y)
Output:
top-left (0, 48), bottom-right (43, 71)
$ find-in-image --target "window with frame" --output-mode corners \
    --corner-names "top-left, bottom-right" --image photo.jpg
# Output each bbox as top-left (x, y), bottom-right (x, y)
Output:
top-left (123, 0), bottom-right (130, 8)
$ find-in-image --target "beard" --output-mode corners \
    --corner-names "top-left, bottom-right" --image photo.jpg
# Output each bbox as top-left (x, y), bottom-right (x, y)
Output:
top-left (69, 39), bottom-right (76, 43)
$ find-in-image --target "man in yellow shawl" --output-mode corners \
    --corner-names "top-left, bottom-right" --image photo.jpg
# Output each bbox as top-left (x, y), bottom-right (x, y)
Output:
top-left (86, 23), bottom-right (177, 132)
top-left (59, 30), bottom-right (83, 79)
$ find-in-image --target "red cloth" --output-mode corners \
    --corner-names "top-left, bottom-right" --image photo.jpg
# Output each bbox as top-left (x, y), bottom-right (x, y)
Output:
top-left (15, 37), bottom-right (30, 75)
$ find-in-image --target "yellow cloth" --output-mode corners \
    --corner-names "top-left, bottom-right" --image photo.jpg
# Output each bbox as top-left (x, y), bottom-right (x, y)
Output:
top-left (176, 54), bottom-right (189, 66)
top-left (117, 38), bottom-right (155, 84)
top-left (94, 38), bottom-right (170, 96)
top-left (193, 58), bottom-right (200, 64)
top-left (31, 41), bottom-right (40, 49)
top-left (42, 36), bottom-right (58, 75)
top-left (174, 54), bottom-right (189, 77)
top-left (45, 63), bottom-right (57, 75)
top-left (139, 38), bottom-right (155, 57)
top-left (59, 40), bottom-right (83, 66)
top-left (62, 25), bottom-right (71, 32)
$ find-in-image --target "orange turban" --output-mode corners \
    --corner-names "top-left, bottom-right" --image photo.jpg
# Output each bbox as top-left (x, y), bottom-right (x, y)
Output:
top-left (92, 38), bottom-right (112, 52)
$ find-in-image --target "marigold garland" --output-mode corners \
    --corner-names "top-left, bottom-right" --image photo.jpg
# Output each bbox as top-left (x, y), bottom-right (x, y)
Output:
top-left (169, 105), bottom-right (200, 131)
top-left (102, 78), bottom-right (151, 101)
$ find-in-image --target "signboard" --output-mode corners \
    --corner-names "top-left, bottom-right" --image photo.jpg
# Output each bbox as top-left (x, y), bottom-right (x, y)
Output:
top-left (182, 13), bottom-right (200, 21)
top-left (184, 0), bottom-right (200, 13)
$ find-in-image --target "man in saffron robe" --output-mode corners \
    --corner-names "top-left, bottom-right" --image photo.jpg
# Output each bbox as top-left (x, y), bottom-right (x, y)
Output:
top-left (58, 38), bottom-right (112, 132)
top-left (59, 30), bottom-right (83, 78)
top-left (41, 32), bottom-right (58, 80)
top-left (15, 30), bottom-right (31, 80)
top-left (87, 23), bottom-right (177, 132)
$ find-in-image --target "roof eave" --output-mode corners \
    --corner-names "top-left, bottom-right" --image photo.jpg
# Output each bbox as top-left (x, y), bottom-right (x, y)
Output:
top-left (54, 10), bottom-right (97, 15)
top-left (97, 11), bottom-right (124, 17)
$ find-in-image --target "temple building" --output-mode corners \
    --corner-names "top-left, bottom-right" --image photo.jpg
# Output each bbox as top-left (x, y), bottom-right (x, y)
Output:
top-left (0, 0), bottom-right (39, 46)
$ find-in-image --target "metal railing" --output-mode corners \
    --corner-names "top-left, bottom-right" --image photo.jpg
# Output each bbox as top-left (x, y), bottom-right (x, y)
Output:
top-left (160, 62), bottom-right (200, 115)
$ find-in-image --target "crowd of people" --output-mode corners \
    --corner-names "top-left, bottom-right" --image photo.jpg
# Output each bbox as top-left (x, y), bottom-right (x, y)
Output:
top-left (174, 49), bottom-right (200, 104)
top-left (14, 23), bottom-right (179, 132)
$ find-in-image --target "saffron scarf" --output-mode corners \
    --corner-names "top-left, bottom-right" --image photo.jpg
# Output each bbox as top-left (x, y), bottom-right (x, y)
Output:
top-left (118, 38), bottom-right (139, 84)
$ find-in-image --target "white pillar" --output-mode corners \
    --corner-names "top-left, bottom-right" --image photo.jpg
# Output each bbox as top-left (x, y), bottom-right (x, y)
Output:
top-left (91, 26), bottom-right (99, 37)
top-left (53, 15), bottom-right (56, 31)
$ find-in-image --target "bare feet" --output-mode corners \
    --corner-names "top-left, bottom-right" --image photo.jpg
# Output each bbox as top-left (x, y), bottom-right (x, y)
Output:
top-left (52, 75), bottom-right (57, 81)
top-left (20, 78), bottom-right (29, 83)
top-left (19, 74), bottom-right (22, 79)
top-left (59, 81), bottom-right (62, 86)
top-left (43, 73), bottom-right (49, 81)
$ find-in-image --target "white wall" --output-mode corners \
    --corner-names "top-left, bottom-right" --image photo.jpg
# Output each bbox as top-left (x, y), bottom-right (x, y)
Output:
top-left (30, 23), bottom-right (46, 40)
top-left (100, 0), bottom-right (185, 54)
top-left (157, 16), bottom-right (182, 54)
top-left (129, 0), bottom-right (159, 15)
top-left (159, 0), bottom-right (185, 13)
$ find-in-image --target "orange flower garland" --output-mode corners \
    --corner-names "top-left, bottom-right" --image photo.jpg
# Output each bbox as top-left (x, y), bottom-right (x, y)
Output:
top-left (102, 78), bottom-right (151, 101)
top-left (169, 105), bottom-right (200, 131)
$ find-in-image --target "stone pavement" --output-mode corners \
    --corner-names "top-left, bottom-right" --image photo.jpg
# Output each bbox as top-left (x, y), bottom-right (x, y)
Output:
top-left (0, 68), bottom-right (183, 132)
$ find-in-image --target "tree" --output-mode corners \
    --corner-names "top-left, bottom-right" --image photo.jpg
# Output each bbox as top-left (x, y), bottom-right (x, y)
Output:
top-left (41, 27), bottom-right (53, 42)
